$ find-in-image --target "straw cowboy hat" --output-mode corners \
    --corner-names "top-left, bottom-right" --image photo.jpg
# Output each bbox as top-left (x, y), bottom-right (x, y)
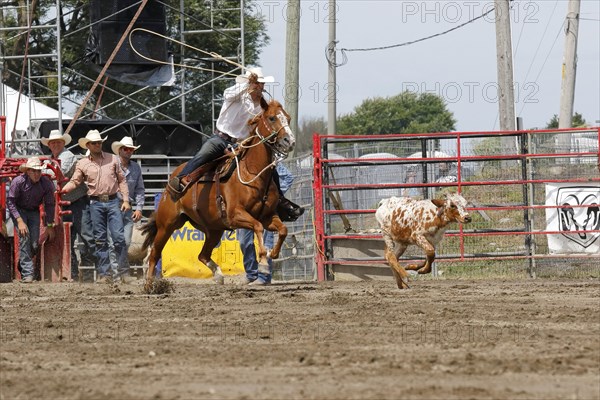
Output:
top-left (235, 67), bottom-right (274, 84)
top-left (19, 156), bottom-right (44, 172)
top-left (78, 130), bottom-right (106, 149)
top-left (111, 136), bottom-right (140, 155)
top-left (41, 129), bottom-right (72, 146)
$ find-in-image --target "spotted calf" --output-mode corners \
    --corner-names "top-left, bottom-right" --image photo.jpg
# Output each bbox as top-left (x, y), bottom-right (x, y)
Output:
top-left (375, 192), bottom-right (471, 289)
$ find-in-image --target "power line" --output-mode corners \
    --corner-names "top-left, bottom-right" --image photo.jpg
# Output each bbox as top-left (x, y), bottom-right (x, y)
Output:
top-left (518, 19), bottom-right (566, 117)
top-left (518, 0), bottom-right (560, 93)
top-left (331, 6), bottom-right (496, 67)
top-left (513, 10), bottom-right (527, 58)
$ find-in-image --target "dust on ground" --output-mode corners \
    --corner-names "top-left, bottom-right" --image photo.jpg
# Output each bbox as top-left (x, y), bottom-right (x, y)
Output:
top-left (1, 277), bottom-right (599, 400)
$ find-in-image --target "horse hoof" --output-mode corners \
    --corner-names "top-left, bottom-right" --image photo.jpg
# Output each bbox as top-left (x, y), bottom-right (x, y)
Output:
top-left (214, 274), bottom-right (225, 285)
top-left (258, 263), bottom-right (270, 275)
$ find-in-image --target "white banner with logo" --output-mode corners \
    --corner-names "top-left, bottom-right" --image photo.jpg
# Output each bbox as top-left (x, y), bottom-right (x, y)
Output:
top-left (545, 183), bottom-right (600, 254)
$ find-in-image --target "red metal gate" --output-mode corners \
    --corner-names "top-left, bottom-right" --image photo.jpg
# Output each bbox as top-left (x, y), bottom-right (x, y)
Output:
top-left (313, 128), bottom-right (600, 281)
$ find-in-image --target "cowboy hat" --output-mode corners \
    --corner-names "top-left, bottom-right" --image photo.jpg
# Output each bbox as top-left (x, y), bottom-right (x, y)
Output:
top-left (78, 130), bottom-right (106, 149)
top-left (235, 67), bottom-right (274, 84)
top-left (111, 136), bottom-right (140, 155)
top-left (19, 156), bottom-right (44, 172)
top-left (41, 129), bottom-right (72, 146)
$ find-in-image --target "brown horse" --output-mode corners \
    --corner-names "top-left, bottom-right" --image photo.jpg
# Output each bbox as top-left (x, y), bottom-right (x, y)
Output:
top-left (140, 100), bottom-right (295, 286)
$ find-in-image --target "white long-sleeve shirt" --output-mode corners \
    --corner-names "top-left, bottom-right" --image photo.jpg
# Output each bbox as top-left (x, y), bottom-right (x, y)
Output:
top-left (215, 82), bottom-right (263, 140)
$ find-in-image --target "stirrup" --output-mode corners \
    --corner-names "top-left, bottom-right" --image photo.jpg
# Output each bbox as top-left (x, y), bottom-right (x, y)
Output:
top-left (168, 177), bottom-right (182, 192)
top-left (168, 176), bottom-right (192, 194)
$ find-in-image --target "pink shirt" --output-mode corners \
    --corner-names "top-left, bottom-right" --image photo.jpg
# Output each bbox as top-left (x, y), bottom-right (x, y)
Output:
top-left (63, 152), bottom-right (129, 199)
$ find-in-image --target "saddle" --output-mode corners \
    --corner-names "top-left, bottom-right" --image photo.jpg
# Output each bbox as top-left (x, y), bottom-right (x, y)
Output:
top-left (166, 149), bottom-right (304, 223)
top-left (166, 152), bottom-right (237, 199)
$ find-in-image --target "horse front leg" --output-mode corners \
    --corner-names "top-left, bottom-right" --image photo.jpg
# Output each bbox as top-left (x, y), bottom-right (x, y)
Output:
top-left (250, 223), bottom-right (271, 276)
top-left (198, 229), bottom-right (225, 284)
top-left (265, 216), bottom-right (287, 260)
top-left (228, 209), bottom-right (271, 275)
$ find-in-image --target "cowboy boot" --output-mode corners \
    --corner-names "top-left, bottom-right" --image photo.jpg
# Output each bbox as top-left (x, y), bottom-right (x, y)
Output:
top-left (277, 197), bottom-right (304, 222)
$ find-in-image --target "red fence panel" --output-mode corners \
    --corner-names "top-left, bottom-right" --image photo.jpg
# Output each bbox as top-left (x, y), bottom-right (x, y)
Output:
top-left (313, 128), bottom-right (600, 281)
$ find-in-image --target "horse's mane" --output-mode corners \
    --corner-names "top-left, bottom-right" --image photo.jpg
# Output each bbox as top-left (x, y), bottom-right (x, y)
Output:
top-left (260, 97), bottom-right (269, 110)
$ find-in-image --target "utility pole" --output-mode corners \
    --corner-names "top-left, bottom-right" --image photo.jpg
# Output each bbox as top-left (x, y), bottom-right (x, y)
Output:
top-left (327, 0), bottom-right (336, 135)
top-left (558, 0), bottom-right (580, 135)
top-left (284, 0), bottom-right (300, 157)
top-left (494, 0), bottom-right (516, 132)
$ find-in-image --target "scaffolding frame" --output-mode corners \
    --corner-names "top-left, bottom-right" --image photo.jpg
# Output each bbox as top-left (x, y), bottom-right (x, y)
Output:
top-left (0, 0), bottom-right (245, 146)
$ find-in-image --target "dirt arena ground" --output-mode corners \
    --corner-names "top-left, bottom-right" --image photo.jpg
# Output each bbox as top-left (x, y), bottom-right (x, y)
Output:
top-left (1, 276), bottom-right (599, 400)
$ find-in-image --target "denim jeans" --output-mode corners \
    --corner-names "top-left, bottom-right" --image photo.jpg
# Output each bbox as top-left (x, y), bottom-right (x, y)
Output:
top-left (179, 134), bottom-right (228, 177)
top-left (12, 208), bottom-right (40, 279)
top-left (80, 199), bottom-right (96, 265)
top-left (89, 197), bottom-right (129, 278)
top-left (109, 208), bottom-right (133, 270)
top-left (238, 228), bottom-right (274, 283)
top-left (122, 208), bottom-right (134, 247)
top-left (63, 196), bottom-right (87, 279)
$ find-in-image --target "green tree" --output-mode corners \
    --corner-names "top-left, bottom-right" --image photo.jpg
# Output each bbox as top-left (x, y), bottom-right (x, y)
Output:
top-left (545, 112), bottom-right (587, 128)
top-left (1, 0), bottom-right (269, 131)
top-left (336, 91), bottom-right (456, 135)
top-left (296, 116), bottom-right (326, 156)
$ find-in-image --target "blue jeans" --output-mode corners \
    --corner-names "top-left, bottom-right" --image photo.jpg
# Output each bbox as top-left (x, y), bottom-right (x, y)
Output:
top-left (178, 134), bottom-right (229, 177)
top-left (80, 198), bottom-right (96, 265)
top-left (12, 208), bottom-right (40, 279)
top-left (238, 228), bottom-right (274, 283)
top-left (63, 196), bottom-right (87, 279)
top-left (109, 208), bottom-right (133, 270)
top-left (122, 209), bottom-right (134, 247)
top-left (89, 197), bottom-right (129, 278)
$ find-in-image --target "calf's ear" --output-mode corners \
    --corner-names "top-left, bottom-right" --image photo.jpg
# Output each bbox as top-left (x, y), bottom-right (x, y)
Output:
top-left (432, 199), bottom-right (445, 218)
top-left (431, 199), bottom-right (445, 208)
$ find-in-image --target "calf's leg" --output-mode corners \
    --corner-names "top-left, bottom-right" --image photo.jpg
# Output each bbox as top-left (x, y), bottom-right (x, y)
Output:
top-left (383, 237), bottom-right (410, 289)
top-left (413, 235), bottom-right (435, 274)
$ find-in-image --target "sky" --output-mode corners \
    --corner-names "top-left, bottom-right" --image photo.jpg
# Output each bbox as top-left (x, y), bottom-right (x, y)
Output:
top-left (256, 0), bottom-right (600, 132)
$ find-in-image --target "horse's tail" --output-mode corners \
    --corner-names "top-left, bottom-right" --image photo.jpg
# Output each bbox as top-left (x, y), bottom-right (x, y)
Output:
top-left (140, 212), bottom-right (158, 251)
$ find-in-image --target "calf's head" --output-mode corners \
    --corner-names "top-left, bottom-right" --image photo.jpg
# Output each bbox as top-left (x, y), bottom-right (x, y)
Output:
top-left (434, 192), bottom-right (472, 223)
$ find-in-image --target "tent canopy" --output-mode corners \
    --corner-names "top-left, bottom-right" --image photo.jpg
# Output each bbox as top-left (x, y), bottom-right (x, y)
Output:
top-left (1, 83), bottom-right (71, 136)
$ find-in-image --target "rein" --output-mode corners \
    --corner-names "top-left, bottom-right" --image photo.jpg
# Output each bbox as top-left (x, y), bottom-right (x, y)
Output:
top-left (233, 148), bottom-right (277, 186)
top-left (233, 109), bottom-right (288, 185)
top-left (233, 136), bottom-right (277, 186)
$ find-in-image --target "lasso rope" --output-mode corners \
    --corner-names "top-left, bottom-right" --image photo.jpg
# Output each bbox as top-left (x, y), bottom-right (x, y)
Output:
top-left (128, 27), bottom-right (267, 118)
top-left (128, 27), bottom-right (245, 75)
top-left (127, 28), bottom-right (287, 185)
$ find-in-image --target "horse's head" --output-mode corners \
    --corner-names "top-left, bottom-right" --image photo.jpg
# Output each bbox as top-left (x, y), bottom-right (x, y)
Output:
top-left (249, 100), bottom-right (295, 159)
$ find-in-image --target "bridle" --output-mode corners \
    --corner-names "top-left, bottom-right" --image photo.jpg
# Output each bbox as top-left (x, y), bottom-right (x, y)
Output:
top-left (255, 110), bottom-right (289, 145)
top-left (242, 107), bottom-right (292, 160)
top-left (233, 106), bottom-right (292, 185)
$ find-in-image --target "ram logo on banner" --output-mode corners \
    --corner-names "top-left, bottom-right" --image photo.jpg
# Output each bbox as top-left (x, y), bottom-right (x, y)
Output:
top-left (545, 184), bottom-right (600, 253)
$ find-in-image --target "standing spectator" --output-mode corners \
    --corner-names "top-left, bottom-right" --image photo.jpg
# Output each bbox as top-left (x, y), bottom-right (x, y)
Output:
top-left (237, 163), bottom-right (294, 286)
top-left (61, 130), bottom-right (131, 284)
top-left (42, 129), bottom-right (91, 280)
top-left (7, 157), bottom-right (56, 283)
top-left (402, 166), bottom-right (421, 197)
top-left (111, 137), bottom-right (145, 272)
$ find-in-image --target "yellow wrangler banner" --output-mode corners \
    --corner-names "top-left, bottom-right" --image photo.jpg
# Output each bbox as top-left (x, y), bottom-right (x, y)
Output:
top-left (161, 222), bottom-right (246, 278)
